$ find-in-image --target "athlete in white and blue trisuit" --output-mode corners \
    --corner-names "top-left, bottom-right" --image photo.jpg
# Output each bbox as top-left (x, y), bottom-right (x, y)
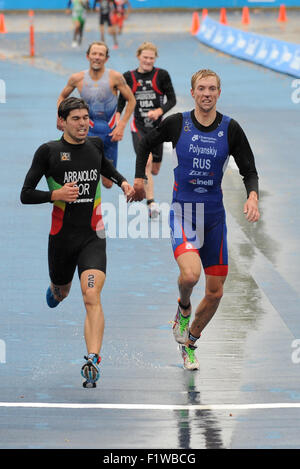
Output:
top-left (57, 41), bottom-right (136, 188)
top-left (80, 67), bottom-right (118, 161)
top-left (67, 0), bottom-right (89, 47)
top-left (133, 69), bottom-right (260, 370)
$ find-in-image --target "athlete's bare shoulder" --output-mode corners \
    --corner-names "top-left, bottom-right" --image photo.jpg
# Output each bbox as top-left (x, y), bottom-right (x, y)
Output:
top-left (109, 69), bottom-right (127, 89)
top-left (68, 70), bottom-right (85, 88)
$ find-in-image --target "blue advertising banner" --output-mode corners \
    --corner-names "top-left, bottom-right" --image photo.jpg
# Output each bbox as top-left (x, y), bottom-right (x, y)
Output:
top-left (195, 15), bottom-right (300, 78)
top-left (1, 0), bottom-right (300, 10)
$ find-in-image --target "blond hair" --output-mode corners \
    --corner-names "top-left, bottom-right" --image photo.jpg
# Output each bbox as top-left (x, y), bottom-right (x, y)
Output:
top-left (191, 69), bottom-right (221, 90)
top-left (136, 42), bottom-right (158, 58)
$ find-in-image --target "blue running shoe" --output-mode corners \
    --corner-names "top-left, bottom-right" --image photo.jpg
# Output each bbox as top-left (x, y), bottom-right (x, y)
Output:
top-left (81, 353), bottom-right (101, 388)
top-left (46, 286), bottom-right (59, 308)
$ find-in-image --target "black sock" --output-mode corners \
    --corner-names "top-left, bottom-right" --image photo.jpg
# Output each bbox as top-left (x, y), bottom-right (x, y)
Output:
top-left (188, 331), bottom-right (200, 344)
top-left (178, 299), bottom-right (191, 311)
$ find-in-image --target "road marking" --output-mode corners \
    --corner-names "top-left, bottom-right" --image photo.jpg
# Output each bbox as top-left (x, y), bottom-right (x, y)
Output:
top-left (1, 402), bottom-right (300, 410)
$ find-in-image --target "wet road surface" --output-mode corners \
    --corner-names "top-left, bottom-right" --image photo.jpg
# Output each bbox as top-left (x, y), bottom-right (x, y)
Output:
top-left (0, 10), bottom-right (300, 451)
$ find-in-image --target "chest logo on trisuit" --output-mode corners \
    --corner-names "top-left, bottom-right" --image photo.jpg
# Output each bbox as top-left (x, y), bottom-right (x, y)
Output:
top-left (60, 152), bottom-right (71, 161)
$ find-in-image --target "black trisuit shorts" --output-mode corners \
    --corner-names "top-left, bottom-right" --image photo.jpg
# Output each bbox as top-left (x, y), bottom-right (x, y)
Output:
top-left (132, 128), bottom-right (163, 164)
top-left (48, 226), bottom-right (106, 285)
top-left (99, 13), bottom-right (112, 26)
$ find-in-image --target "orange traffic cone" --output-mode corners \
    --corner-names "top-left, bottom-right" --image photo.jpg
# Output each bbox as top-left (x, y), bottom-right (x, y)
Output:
top-left (241, 6), bottom-right (250, 25)
top-left (219, 7), bottom-right (228, 25)
top-left (202, 8), bottom-right (208, 20)
top-left (190, 11), bottom-right (200, 35)
top-left (0, 14), bottom-right (7, 34)
top-left (29, 9), bottom-right (35, 57)
top-left (278, 4), bottom-right (288, 22)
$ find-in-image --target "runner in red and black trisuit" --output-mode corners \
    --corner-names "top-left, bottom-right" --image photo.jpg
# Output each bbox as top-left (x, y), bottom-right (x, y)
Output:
top-left (21, 97), bottom-right (134, 387)
top-left (112, 0), bottom-right (131, 35)
top-left (117, 41), bottom-right (176, 218)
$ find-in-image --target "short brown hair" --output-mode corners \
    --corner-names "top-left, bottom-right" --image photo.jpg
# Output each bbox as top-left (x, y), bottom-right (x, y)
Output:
top-left (58, 97), bottom-right (89, 120)
top-left (86, 41), bottom-right (109, 57)
top-left (191, 69), bottom-right (221, 90)
top-left (136, 41), bottom-right (158, 57)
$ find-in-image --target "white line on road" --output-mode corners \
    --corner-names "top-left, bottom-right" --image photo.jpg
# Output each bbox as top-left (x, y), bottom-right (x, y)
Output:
top-left (1, 402), bottom-right (300, 410)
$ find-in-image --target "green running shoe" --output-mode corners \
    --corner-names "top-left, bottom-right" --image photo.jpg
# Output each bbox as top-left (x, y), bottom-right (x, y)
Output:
top-left (179, 344), bottom-right (199, 370)
top-left (172, 299), bottom-right (191, 344)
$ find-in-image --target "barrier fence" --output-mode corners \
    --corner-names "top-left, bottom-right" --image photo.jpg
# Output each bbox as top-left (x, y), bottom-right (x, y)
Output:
top-left (193, 11), bottom-right (300, 78)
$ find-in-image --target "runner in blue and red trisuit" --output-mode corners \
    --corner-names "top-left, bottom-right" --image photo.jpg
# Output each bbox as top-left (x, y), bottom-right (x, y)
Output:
top-left (133, 69), bottom-right (260, 370)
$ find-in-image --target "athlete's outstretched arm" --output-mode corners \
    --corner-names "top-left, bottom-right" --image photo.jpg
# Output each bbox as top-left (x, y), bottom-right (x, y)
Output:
top-left (120, 181), bottom-right (135, 202)
top-left (147, 70), bottom-right (177, 122)
top-left (100, 155), bottom-right (135, 201)
top-left (100, 155), bottom-right (127, 186)
top-left (228, 119), bottom-right (260, 223)
top-left (57, 74), bottom-right (80, 108)
top-left (135, 113), bottom-right (181, 177)
top-left (20, 144), bottom-right (80, 204)
top-left (110, 71), bottom-right (136, 142)
top-left (21, 144), bottom-right (53, 204)
top-left (116, 71), bottom-right (132, 117)
top-left (243, 191), bottom-right (260, 223)
top-left (160, 70), bottom-right (177, 114)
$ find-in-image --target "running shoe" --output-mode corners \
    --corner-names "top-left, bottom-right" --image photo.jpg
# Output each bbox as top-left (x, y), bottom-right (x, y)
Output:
top-left (148, 202), bottom-right (160, 219)
top-left (46, 286), bottom-right (59, 308)
top-left (172, 300), bottom-right (190, 344)
top-left (179, 344), bottom-right (199, 371)
top-left (81, 353), bottom-right (101, 388)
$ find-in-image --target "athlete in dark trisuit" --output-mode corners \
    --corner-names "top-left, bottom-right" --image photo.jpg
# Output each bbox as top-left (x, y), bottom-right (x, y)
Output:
top-left (93, 0), bottom-right (118, 48)
top-left (133, 70), bottom-right (260, 370)
top-left (21, 97), bottom-right (135, 387)
top-left (117, 41), bottom-right (176, 218)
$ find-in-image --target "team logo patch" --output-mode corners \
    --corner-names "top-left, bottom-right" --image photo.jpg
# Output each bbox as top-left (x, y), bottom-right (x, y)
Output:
top-left (60, 152), bottom-right (71, 161)
top-left (184, 120), bottom-right (192, 132)
top-left (194, 187), bottom-right (208, 193)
